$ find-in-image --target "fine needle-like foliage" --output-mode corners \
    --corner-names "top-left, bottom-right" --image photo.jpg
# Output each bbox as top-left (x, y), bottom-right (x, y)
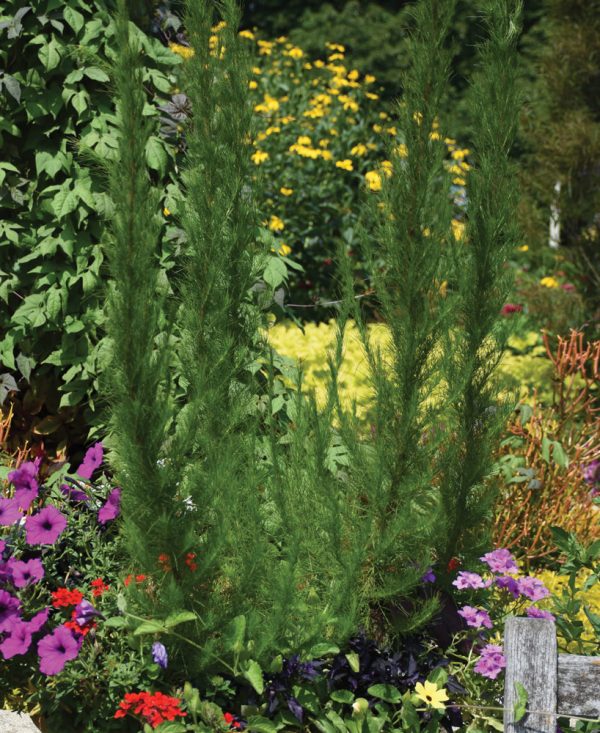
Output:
top-left (438, 0), bottom-right (522, 565)
top-left (335, 0), bottom-right (457, 636)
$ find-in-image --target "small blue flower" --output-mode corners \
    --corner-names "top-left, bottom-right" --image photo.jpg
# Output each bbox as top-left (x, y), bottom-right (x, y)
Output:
top-left (152, 641), bottom-right (168, 669)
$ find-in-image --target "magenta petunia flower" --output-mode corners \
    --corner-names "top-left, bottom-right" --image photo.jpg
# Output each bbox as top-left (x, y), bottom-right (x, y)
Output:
top-left (25, 506), bottom-right (67, 546)
top-left (526, 606), bottom-right (555, 621)
top-left (453, 571), bottom-right (489, 590)
top-left (98, 488), bottom-right (121, 525)
top-left (60, 481), bottom-right (89, 503)
top-left (8, 459), bottom-right (40, 511)
top-left (474, 643), bottom-right (506, 679)
top-left (0, 619), bottom-right (32, 659)
top-left (0, 589), bottom-right (21, 632)
top-left (76, 442), bottom-right (104, 480)
top-left (480, 548), bottom-right (518, 574)
top-left (10, 558), bottom-right (45, 588)
top-left (0, 498), bottom-right (22, 527)
top-left (495, 575), bottom-right (520, 598)
top-left (37, 625), bottom-right (82, 675)
top-left (458, 605), bottom-right (493, 629)
top-left (517, 576), bottom-right (549, 602)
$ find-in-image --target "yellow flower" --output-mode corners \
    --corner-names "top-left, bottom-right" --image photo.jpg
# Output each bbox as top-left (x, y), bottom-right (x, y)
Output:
top-left (269, 215), bottom-right (285, 232)
top-left (414, 681), bottom-right (449, 711)
top-left (326, 42), bottom-right (345, 52)
top-left (413, 111), bottom-right (423, 124)
top-left (386, 126), bottom-right (397, 135)
top-left (364, 74), bottom-right (376, 84)
top-left (444, 137), bottom-right (456, 145)
top-left (365, 92), bottom-right (379, 100)
top-left (168, 42), bottom-right (194, 59)
top-left (257, 40), bottom-right (273, 55)
top-left (365, 171), bottom-right (382, 191)
top-left (372, 124), bottom-right (383, 133)
top-left (304, 106), bottom-right (326, 118)
top-left (328, 53), bottom-right (345, 61)
top-left (429, 131), bottom-right (441, 141)
top-left (381, 160), bottom-right (393, 177)
top-left (251, 150), bottom-right (269, 165)
top-left (254, 94), bottom-right (280, 114)
top-left (336, 159), bottom-right (353, 171)
top-left (212, 20), bottom-right (226, 32)
top-left (280, 187), bottom-right (293, 196)
top-left (448, 164), bottom-right (463, 175)
top-left (238, 29), bottom-right (255, 40)
top-left (540, 276), bottom-right (560, 288)
top-left (351, 143), bottom-right (368, 157)
top-left (252, 66), bottom-right (261, 75)
top-left (303, 62), bottom-right (313, 70)
top-left (518, 244), bottom-right (529, 252)
top-left (348, 69), bottom-right (360, 81)
top-left (265, 126), bottom-right (281, 136)
top-left (453, 177), bottom-right (466, 186)
top-left (319, 138), bottom-right (330, 148)
top-left (297, 135), bottom-right (312, 146)
top-left (451, 148), bottom-right (470, 160)
top-left (248, 80), bottom-right (258, 90)
top-left (452, 219), bottom-right (465, 241)
top-left (163, 207), bottom-right (171, 217)
top-left (287, 47), bottom-right (304, 59)
top-left (320, 150), bottom-right (333, 161)
top-left (395, 143), bottom-right (408, 158)
top-left (280, 115), bottom-right (295, 124)
top-left (277, 242), bottom-right (292, 256)
top-left (314, 59), bottom-right (325, 68)
top-left (339, 95), bottom-right (359, 112)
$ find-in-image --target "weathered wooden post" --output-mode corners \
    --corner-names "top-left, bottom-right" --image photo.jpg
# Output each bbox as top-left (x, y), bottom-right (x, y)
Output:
top-left (504, 616), bottom-right (600, 733)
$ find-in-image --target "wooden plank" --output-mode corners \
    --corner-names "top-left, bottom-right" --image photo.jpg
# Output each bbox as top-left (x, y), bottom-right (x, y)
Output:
top-left (557, 654), bottom-right (600, 718)
top-left (504, 617), bottom-right (557, 733)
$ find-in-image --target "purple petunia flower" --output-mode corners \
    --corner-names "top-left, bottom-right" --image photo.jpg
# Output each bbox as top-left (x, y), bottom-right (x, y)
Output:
top-left (480, 548), bottom-right (518, 574)
top-left (453, 571), bottom-right (489, 590)
top-left (26, 608), bottom-right (50, 633)
top-left (495, 575), bottom-right (520, 598)
top-left (73, 599), bottom-right (103, 627)
top-left (8, 458), bottom-right (41, 511)
top-left (76, 442), bottom-right (103, 480)
top-left (458, 605), bottom-right (493, 629)
top-left (60, 481), bottom-right (89, 503)
top-left (37, 624), bottom-right (82, 675)
top-left (474, 643), bottom-right (506, 679)
top-left (25, 506), bottom-right (67, 546)
top-left (10, 558), bottom-right (45, 588)
top-left (0, 498), bottom-right (22, 527)
top-left (0, 619), bottom-right (33, 659)
top-left (526, 606), bottom-right (555, 621)
top-left (0, 589), bottom-right (21, 632)
top-left (421, 568), bottom-right (436, 583)
top-left (517, 576), bottom-right (550, 602)
top-left (582, 459), bottom-right (600, 486)
top-left (152, 641), bottom-right (168, 669)
top-left (98, 488), bottom-right (121, 525)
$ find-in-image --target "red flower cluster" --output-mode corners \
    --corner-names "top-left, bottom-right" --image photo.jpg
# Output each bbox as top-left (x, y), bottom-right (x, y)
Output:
top-left (500, 303), bottom-right (523, 316)
top-left (114, 691), bottom-right (186, 729)
top-left (158, 553), bottom-right (171, 572)
top-left (124, 573), bottom-right (147, 587)
top-left (185, 552), bottom-right (198, 571)
top-left (51, 588), bottom-right (84, 608)
top-left (224, 712), bottom-right (243, 730)
top-left (91, 578), bottom-right (110, 597)
top-left (65, 609), bottom-right (96, 637)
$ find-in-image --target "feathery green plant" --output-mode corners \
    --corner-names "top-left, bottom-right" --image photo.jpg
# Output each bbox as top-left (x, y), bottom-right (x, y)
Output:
top-left (439, 0), bottom-right (522, 565)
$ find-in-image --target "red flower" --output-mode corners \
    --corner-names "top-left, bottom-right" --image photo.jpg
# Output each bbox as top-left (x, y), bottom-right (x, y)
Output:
top-left (51, 588), bottom-right (84, 608)
top-left (185, 552), bottom-right (198, 572)
top-left (224, 712), bottom-right (242, 730)
top-left (124, 573), bottom-right (147, 587)
top-left (500, 303), bottom-right (523, 316)
top-left (114, 691), bottom-right (186, 729)
top-left (65, 615), bottom-right (96, 637)
top-left (447, 557), bottom-right (461, 572)
top-left (91, 578), bottom-right (110, 597)
top-left (158, 553), bottom-right (171, 572)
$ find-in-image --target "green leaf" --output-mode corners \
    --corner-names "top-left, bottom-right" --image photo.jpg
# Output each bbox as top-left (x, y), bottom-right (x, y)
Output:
top-left (46, 288), bottom-right (63, 320)
top-left (243, 660), bottom-right (264, 695)
top-left (263, 257), bottom-right (288, 289)
top-left (103, 616), bottom-right (128, 629)
top-left (154, 724), bottom-right (187, 733)
top-left (63, 6), bottom-right (85, 34)
top-left (223, 614), bottom-right (246, 653)
top-left (53, 186), bottom-right (78, 219)
top-left (400, 699), bottom-right (419, 729)
top-left (330, 690), bottom-right (354, 704)
top-left (71, 89), bottom-right (89, 115)
top-left (84, 66), bottom-right (110, 82)
top-left (246, 716), bottom-right (277, 733)
top-left (145, 136), bottom-right (167, 175)
top-left (133, 620), bottom-right (167, 636)
top-left (513, 682), bottom-right (528, 722)
top-left (366, 684), bottom-right (401, 704)
top-left (309, 643), bottom-right (340, 657)
top-left (164, 610), bottom-right (196, 628)
top-left (38, 38), bottom-right (61, 72)
top-left (15, 353), bottom-right (35, 382)
top-left (345, 652), bottom-right (360, 674)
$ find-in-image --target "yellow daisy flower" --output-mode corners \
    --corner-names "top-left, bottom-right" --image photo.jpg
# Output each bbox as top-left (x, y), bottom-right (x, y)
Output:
top-left (414, 681), bottom-right (449, 711)
top-left (336, 159), bottom-right (353, 171)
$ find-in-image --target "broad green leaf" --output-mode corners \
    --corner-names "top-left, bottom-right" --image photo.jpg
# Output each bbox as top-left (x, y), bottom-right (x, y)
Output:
top-left (53, 186), bottom-right (78, 219)
top-left (145, 136), bottom-right (167, 175)
top-left (46, 288), bottom-right (63, 320)
top-left (64, 7), bottom-right (85, 34)
top-left (38, 38), bottom-right (61, 71)
top-left (243, 660), bottom-right (264, 695)
top-left (133, 620), bottom-right (167, 636)
top-left (71, 89), bottom-right (89, 115)
top-left (164, 611), bottom-right (196, 629)
top-left (246, 716), bottom-right (277, 733)
top-left (15, 353), bottom-right (35, 381)
top-left (330, 690), bottom-right (354, 704)
top-left (366, 684), bottom-right (401, 704)
top-left (84, 66), bottom-right (110, 82)
top-left (154, 723), bottom-right (187, 733)
top-left (513, 682), bottom-right (528, 722)
top-left (223, 614), bottom-right (246, 653)
top-left (345, 652), bottom-right (360, 673)
top-left (263, 257), bottom-right (288, 289)
top-left (309, 643), bottom-right (340, 657)
top-left (103, 616), bottom-right (128, 629)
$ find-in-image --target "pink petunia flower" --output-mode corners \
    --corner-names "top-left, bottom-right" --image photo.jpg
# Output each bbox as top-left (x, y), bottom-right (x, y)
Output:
top-left (480, 548), bottom-right (518, 574)
top-left (75, 442), bottom-right (104, 480)
top-left (458, 605), bottom-right (493, 629)
top-left (0, 498), bottom-right (22, 527)
top-left (495, 575), bottom-right (520, 598)
top-left (8, 459), bottom-right (41, 511)
top-left (453, 571), bottom-right (489, 590)
top-left (10, 558), bottom-right (45, 588)
top-left (0, 619), bottom-right (32, 659)
top-left (474, 644), bottom-right (506, 679)
top-left (526, 606), bottom-right (555, 621)
top-left (0, 589), bottom-right (21, 632)
top-left (517, 576), bottom-right (550, 602)
top-left (98, 488), bottom-right (121, 525)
